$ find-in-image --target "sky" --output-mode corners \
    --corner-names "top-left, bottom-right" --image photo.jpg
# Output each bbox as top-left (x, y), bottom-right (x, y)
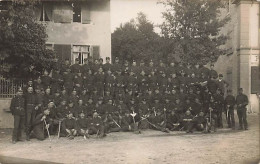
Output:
top-left (110, 0), bottom-right (165, 33)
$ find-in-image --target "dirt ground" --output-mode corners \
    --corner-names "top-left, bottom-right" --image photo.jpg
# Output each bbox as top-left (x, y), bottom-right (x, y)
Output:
top-left (0, 113), bottom-right (259, 164)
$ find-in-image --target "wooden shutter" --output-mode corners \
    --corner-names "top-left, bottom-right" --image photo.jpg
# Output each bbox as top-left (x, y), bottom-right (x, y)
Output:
top-left (92, 46), bottom-right (100, 60)
top-left (54, 44), bottom-right (71, 62)
top-left (82, 2), bottom-right (91, 24)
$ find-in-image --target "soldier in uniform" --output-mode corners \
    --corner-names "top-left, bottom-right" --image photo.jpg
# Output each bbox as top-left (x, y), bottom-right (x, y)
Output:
top-left (214, 88), bottom-right (224, 128)
top-left (30, 108), bottom-right (51, 140)
top-left (10, 88), bottom-right (25, 143)
top-left (180, 110), bottom-right (194, 133)
top-left (95, 67), bottom-right (105, 96)
top-left (224, 90), bottom-right (236, 129)
top-left (166, 109), bottom-right (180, 131)
top-left (25, 86), bottom-right (36, 140)
top-left (61, 112), bottom-right (78, 139)
top-left (41, 70), bottom-right (52, 90)
top-left (209, 64), bottom-right (218, 80)
top-left (86, 97), bottom-right (96, 118)
top-left (236, 88), bottom-right (249, 130)
top-left (103, 57), bottom-right (112, 73)
top-left (70, 58), bottom-right (81, 74)
top-left (188, 111), bottom-right (207, 133)
top-left (51, 68), bottom-right (63, 93)
top-left (83, 69), bottom-right (94, 93)
top-left (88, 112), bottom-right (106, 138)
top-left (77, 112), bottom-right (89, 139)
top-left (216, 74), bottom-right (229, 97)
top-left (138, 98), bottom-right (150, 129)
top-left (73, 70), bottom-right (83, 93)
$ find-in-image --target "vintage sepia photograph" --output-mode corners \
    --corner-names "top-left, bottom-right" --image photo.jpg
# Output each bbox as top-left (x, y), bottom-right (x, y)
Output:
top-left (0, 0), bottom-right (259, 163)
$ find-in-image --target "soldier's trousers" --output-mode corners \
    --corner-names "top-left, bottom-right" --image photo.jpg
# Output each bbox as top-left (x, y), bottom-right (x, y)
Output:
top-left (12, 115), bottom-right (25, 141)
top-left (216, 110), bottom-right (223, 128)
top-left (25, 108), bottom-right (34, 136)
top-left (226, 109), bottom-right (235, 128)
top-left (88, 126), bottom-right (105, 136)
top-left (187, 122), bottom-right (205, 132)
top-left (237, 108), bottom-right (248, 129)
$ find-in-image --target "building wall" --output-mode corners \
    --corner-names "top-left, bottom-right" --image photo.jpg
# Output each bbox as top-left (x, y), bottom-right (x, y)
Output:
top-left (216, 0), bottom-right (260, 113)
top-left (46, 0), bottom-right (111, 60)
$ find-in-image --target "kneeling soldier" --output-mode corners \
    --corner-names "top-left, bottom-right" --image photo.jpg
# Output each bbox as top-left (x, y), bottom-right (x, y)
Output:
top-left (30, 108), bottom-right (51, 141)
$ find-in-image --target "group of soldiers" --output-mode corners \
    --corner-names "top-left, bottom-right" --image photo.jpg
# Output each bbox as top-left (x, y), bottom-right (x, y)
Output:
top-left (10, 57), bottom-right (249, 143)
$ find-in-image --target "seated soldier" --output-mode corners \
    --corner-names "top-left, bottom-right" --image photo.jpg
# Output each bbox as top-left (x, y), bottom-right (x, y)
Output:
top-left (187, 111), bottom-right (207, 133)
top-left (148, 110), bottom-right (170, 133)
top-left (180, 110), bottom-right (194, 133)
top-left (119, 110), bottom-right (134, 132)
top-left (166, 110), bottom-right (180, 131)
top-left (30, 108), bottom-right (51, 141)
top-left (88, 112), bottom-right (106, 138)
top-left (77, 112), bottom-right (89, 139)
top-left (61, 113), bottom-right (77, 139)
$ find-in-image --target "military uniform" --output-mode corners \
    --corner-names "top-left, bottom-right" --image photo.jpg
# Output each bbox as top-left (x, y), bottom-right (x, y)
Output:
top-left (224, 92), bottom-right (236, 129)
top-left (236, 89), bottom-right (248, 130)
top-left (10, 92), bottom-right (25, 143)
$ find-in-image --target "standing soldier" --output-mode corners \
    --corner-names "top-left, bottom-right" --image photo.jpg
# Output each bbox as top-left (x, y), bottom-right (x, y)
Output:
top-left (95, 67), bottom-right (105, 96)
top-left (41, 70), bottom-right (52, 90)
top-left (25, 86), bottom-right (36, 141)
top-left (70, 58), bottom-right (81, 74)
top-left (103, 57), bottom-right (112, 73)
top-left (216, 74), bottom-right (229, 97)
top-left (224, 90), bottom-right (236, 129)
top-left (10, 88), bottom-right (25, 143)
top-left (236, 88), bottom-right (249, 130)
top-left (209, 64), bottom-right (218, 80)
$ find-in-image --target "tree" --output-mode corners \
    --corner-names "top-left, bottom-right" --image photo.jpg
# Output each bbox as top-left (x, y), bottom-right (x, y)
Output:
top-left (0, 0), bottom-right (54, 80)
top-left (160, 0), bottom-right (230, 64)
top-left (112, 12), bottom-right (164, 64)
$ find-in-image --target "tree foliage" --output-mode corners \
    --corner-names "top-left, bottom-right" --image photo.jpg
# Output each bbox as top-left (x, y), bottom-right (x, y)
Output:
top-left (160, 0), bottom-right (230, 64)
top-left (112, 12), bottom-right (165, 63)
top-left (0, 0), bottom-right (54, 80)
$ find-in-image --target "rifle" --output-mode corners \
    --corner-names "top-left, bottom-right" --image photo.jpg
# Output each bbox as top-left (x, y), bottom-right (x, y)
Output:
top-left (43, 119), bottom-right (51, 141)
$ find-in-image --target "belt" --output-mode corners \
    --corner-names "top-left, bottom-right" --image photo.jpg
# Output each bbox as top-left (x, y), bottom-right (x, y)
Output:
top-left (27, 104), bottom-right (34, 105)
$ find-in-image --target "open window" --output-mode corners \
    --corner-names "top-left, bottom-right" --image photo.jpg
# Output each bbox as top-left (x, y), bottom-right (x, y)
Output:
top-left (72, 45), bottom-right (90, 64)
top-left (72, 2), bottom-right (81, 23)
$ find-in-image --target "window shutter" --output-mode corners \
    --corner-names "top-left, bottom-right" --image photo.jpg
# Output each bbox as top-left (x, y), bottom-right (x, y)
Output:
top-left (54, 44), bottom-right (71, 63)
top-left (82, 3), bottom-right (91, 24)
top-left (92, 46), bottom-right (100, 60)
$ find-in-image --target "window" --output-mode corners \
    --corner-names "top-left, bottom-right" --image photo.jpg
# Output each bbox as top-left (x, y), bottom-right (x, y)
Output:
top-left (72, 2), bottom-right (81, 23)
top-left (72, 45), bottom-right (90, 64)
